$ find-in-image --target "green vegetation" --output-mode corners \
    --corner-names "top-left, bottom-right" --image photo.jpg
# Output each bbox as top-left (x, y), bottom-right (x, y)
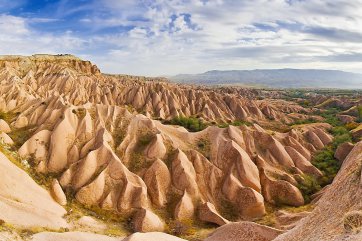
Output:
top-left (297, 174), bottom-right (321, 203)
top-left (0, 220), bottom-right (68, 239)
top-left (0, 142), bottom-right (56, 189)
top-left (357, 105), bottom-right (362, 123)
top-left (289, 117), bottom-right (317, 126)
top-left (8, 125), bottom-right (36, 149)
top-left (63, 193), bottom-right (130, 236)
top-left (128, 131), bottom-right (155, 172)
top-left (311, 109), bottom-right (353, 187)
top-left (218, 120), bottom-right (252, 128)
top-left (165, 116), bottom-right (208, 132)
top-left (0, 111), bottom-right (18, 123)
top-left (196, 137), bottom-right (211, 159)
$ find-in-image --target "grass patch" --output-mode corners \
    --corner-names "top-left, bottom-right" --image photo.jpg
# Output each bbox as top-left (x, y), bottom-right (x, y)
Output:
top-left (0, 142), bottom-right (56, 189)
top-left (64, 190), bottom-right (130, 235)
top-left (128, 130), bottom-right (155, 173)
top-left (196, 137), bottom-right (210, 159)
top-left (218, 120), bottom-right (252, 128)
top-left (289, 117), bottom-right (317, 126)
top-left (113, 117), bottom-right (130, 150)
top-left (0, 219), bottom-right (68, 238)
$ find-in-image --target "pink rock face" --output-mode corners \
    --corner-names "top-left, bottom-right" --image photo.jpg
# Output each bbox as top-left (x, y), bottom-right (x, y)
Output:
top-left (51, 179), bottom-right (67, 206)
top-left (0, 119), bottom-right (11, 133)
top-left (143, 159), bottom-right (171, 207)
top-left (174, 191), bottom-right (194, 221)
top-left (132, 208), bottom-right (164, 232)
top-left (334, 142), bottom-right (354, 163)
top-left (275, 142), bottom-right (362, 241)
top-left (205, 222), bottom-right (284, 241)
top-left (260, 169), bottom-right (304, 207)
top-left (171, 149), bottom-right (199, 197)
top-left (198, 202), bottom-right (229, 226)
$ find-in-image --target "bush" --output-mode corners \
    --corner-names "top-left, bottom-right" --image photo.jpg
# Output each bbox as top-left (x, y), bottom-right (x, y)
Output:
top-left (315, 108), bottom-right (342, 127)
top-left (358, 105), bottom-right (362, 123)
top-left (297, 174), bottom-right (321, 203)
top-left (218, 120), bottom-right (252, 128)
top-left (196, 138), bottom-right (210, 159)
top-left (167, 116), bottom-right (207, 132)
top-left (289, 117), bottom-right (317, 126)
top-left (312, 147), bottom-right (339, 186)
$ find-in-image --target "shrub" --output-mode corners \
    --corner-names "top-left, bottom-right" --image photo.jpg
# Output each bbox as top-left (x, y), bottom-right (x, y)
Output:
top-left (168, 116), bottom-right (207, 132)
top-left (218, 120), bottom-right (252, 128)
top-left (344, 211), bottom-right (362, 234)
top-left (289, 118), bottom-right (317, 126)
top-left (8, 125), bottom-right (36, 148)
top-left (297, 174), bottom-right (321, 203)
top-left (196, 138), bottom-right (210, 159)
top-left (358, 105), bottom-right (362, 123)
top-left (312, 147), bottom-right (339, 186)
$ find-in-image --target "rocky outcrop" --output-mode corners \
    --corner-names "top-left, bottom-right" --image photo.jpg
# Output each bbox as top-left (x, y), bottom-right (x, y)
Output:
top-left (0, 119), bottom-right (11, 133)
top-left (50, 179), bottom-right (67, 205)
top-left (0, 151), bottom-right (67, 229)
top-left (143, 159), bottom-right (171, 207)
top-left (275, 210), bottom-right (310, 230)
top-left (259, 169), bottom-right (304, 207)
top-left (30, 231), bottom-right (122, 241)
top-left (132, 209), bottom-right (165, 232)
top-left (198, 202), bottom-right (229, 226)
top-left (123, 232), bottom-right (187, 241)
top-left (275, 142), bottom-right (362, 240)
top-left (334, 142), bottom-right (354, 163)
top-left (205, 221), bottom-right (284, 241)
top-left (174, 191), bottom-right (194, 221)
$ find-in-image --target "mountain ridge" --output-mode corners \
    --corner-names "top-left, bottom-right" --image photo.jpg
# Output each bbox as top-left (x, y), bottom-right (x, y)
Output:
top-left (171, 68), bottom-right (362, 89)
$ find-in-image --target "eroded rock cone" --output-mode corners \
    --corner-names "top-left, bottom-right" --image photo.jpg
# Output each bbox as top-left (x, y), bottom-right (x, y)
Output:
top-left (198, 202), bottom-right (229, 226)
top-left (132, 208), bottom-right (165, 232)
top-left (51, 179), bottom-right (67, 206)
top-left (334, 142), bottom-right (354, 164)
top-left (0, 119), bottom-right (11, 133)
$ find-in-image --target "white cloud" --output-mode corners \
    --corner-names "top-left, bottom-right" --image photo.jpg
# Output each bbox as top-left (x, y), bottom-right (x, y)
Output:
top-left (0, 14), bottom-right (86, 56)
top-left (1, 0), bottom-right (362, 75)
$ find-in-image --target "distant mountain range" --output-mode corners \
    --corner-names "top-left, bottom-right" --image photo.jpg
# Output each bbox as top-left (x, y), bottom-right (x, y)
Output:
top-left (170, 69), bottom-right (362, 89)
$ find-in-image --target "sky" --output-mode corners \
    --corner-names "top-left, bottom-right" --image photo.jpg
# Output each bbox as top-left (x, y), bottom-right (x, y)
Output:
top-left (0, 0), bottom-right (362, 76)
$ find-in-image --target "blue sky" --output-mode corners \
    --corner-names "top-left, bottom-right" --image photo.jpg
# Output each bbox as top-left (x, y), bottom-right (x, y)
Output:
top-left (0, 0), bottom-right (362, 76)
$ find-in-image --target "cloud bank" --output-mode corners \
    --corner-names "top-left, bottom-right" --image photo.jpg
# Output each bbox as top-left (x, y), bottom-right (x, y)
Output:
top-left (0, 0), bottom-right (362, 76)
